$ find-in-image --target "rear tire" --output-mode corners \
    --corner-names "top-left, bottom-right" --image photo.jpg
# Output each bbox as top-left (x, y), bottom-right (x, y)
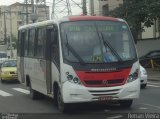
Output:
top-left (141, 84), bottom-right (147, 89)
top-left (119, 100), bottom-right (133, 108)
top-left (29, 83), bottom-right (44, 100)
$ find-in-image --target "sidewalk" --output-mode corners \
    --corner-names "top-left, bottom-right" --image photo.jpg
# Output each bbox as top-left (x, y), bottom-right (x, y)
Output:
top-left (146, 68), bottom-right (160, 81)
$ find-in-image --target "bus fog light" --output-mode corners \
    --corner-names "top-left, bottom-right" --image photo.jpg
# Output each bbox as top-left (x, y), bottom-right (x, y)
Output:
top-left (67, 75), bottom-right (73, 81)
top-left (73, 77), bottom-right (79, 83)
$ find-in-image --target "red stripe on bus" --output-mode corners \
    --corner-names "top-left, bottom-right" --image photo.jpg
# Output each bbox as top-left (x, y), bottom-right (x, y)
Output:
top-left (75, 68), bottom-right (131, 87)
top-left (69, 16), bottom-right (119, 22)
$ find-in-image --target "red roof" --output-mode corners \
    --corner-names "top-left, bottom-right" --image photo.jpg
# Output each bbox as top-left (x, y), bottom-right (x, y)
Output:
top-left (68, 16), bottom-right (120, 22)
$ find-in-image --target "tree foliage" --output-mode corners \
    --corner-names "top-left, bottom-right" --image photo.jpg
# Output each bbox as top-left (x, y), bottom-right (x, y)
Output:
top-left (109, 0), bottom-right (160, 36)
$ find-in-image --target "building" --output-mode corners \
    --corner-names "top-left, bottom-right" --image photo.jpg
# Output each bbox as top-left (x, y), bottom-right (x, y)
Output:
top-left (89, 0), bottom-right (160, 56)
top-left (0, 2), bottom-right (49, 41)
top-left (89, 0), bottom-right (123, 16)
top-left (89, 0), bottom-right (160, 40)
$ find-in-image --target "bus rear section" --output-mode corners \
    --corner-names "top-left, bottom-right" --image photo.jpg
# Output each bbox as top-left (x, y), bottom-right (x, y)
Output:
top-left (57, 16), bottom-right (140, 112)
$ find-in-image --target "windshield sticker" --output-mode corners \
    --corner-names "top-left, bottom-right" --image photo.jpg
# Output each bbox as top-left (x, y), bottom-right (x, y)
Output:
top-left (122, 25), bottom-right (127, 29)
top-left (68, 25), bottom-right (116, 32)
top-left (92, 55), bottom-right (102, 62)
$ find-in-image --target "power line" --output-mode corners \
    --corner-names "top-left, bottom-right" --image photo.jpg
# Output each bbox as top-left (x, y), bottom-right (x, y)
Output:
top-left (51, 0), bottom-right (84, 19)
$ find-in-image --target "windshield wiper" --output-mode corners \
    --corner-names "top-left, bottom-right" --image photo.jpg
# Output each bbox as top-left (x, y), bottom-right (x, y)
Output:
top-left (101, 33), bottom-right (123, 62)
top-left (65, 34), bottom-right (86, 65)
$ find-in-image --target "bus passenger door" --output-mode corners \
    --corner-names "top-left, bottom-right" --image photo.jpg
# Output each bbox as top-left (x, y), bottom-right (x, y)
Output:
top-left (46, 25), bottom-right (59, 94)
top-left (18, 31), bottom-right (25, 83)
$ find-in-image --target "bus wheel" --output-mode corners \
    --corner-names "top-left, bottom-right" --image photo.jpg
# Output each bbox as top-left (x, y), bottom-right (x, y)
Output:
top-left (141, 84), bottom-right (147, 89)
top-left (119, 100), bottom-right (133, 108)
top-left (57, 88), bottom-right (68, 113)
top-left (29, 83), bottom-right (43, 100)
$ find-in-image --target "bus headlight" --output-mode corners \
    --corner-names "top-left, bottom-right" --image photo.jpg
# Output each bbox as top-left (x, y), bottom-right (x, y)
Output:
top-left (66, 72), bottom-right (82, 85)
top-left (127, 69), bottom-right (139, 83)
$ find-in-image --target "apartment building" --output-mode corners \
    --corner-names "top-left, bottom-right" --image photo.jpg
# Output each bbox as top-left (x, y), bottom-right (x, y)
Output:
top-left (0, 2), bottom-right (49, 41)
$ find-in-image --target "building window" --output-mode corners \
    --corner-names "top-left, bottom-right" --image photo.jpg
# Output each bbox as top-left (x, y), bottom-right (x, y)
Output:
top-left (102, 4), bottom-right (109, 16)
top-left (28, 29), bottom-right (35, 56)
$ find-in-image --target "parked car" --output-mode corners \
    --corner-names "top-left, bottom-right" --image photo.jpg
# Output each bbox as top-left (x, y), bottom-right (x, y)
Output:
top-left (0, 59), bottom-right (17, 83)
top-left (140, 65), bottom-right (147, 89)
top-left (139, 50), bottom-right (160, 68)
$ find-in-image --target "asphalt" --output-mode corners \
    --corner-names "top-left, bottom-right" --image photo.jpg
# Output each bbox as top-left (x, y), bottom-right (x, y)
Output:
top-left (146, 68), bottom-right (160, 81)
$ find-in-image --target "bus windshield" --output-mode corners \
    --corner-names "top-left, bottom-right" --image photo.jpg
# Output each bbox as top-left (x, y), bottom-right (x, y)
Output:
top-left (60, 21), bottom-right (137, 63)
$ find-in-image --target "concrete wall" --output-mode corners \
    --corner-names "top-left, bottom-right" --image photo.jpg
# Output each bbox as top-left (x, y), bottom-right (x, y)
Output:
top-left (142, 25), bottom-right (154, 39)
top-left (136, 39), bottom-right (160, 57)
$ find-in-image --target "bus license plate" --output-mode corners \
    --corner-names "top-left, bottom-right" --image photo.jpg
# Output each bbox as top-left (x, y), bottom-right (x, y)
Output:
top-left (99, 96), bottom-right (112, 101)
top-left (12, 75), bottom-right (17, 77)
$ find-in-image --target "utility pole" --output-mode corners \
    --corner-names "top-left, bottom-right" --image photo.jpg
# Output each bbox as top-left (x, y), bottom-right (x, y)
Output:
top-left (44, 0), bottom-right (48, 19)
top-left (0, 8), bottom-right (2, 43)
top-left (26, 0), bottom-right (29, 24)
top-left (9, 7), bottom-right (13, 58)
top-left (52, 0), bottom-right (82, 19)
top-left (31, 0), bottom-right (35, 23)
top-left (51, 0), bottom-right (55, 19)
top-left (66, 0), bottom-right (72, 15)
top-left (90, 0), bottom-right (94, 15)
top-left (3, 12), bottom-right (7, 45)
top-left (82, 0), bottom-right (87, 15)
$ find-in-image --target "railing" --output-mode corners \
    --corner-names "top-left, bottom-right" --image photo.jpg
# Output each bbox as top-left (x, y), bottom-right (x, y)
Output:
top-left (143, 59), bottom-right (160, 70)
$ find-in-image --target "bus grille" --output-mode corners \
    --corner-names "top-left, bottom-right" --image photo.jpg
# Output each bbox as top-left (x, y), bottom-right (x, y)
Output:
top-left (88, 89), bottom-right (121, 96)
top-left (83, 79), bottom-right (125, 87)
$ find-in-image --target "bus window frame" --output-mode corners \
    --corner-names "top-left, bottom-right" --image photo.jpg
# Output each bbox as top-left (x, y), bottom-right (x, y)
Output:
top-left (34, 27), bottom-right (46, 59)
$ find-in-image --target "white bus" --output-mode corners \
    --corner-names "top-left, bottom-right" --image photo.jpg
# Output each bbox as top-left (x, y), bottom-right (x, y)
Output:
top-left (17, 16), bottom-right (140, 112)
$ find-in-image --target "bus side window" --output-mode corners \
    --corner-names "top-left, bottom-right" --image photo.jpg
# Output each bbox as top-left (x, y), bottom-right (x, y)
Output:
top-left (28, 29), bottom-right (35, 57)
top-left (35, 28), bottom-right (46, 58)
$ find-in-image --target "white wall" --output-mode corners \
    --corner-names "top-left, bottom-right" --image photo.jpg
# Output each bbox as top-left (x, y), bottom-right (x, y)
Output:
top-left (136, 39), bottom-right (160, 57)
top-left (142, 25), bottom-right (154, 39)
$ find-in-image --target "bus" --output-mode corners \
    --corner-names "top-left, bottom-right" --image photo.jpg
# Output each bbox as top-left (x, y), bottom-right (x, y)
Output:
top-left (17, 16), bottom-right (140, 112)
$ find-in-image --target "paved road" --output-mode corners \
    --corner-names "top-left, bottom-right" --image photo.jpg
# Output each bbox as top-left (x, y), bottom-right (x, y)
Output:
top-left (0, 81), bottom-right (159, 118)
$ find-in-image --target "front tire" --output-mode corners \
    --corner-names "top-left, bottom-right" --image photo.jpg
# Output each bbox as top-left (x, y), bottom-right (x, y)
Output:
top-left (119, 100), bottom-right (133, 108)
top-left (141, 84), bottom-right (147, 89)
top-left (57, 88), bottom-right (69, 113)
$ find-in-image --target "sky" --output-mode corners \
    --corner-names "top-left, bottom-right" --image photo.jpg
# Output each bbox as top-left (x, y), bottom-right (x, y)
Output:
top-left (0, 0), bottom-right (23, 5)
top-left (0, 0), bottom-right (88, 18)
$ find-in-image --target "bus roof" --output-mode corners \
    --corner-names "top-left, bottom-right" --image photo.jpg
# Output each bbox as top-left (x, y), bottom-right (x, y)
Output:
top-left (66, 16), bottom-right (124, 22)
top-left (18, 16), bottom-right (125, 30)
top-left (18, 20), bottom-right (55, 30)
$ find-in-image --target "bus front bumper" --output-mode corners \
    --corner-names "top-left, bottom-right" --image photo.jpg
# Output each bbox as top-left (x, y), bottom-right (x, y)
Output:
top-left (62, 79), bottom-right (140, 103)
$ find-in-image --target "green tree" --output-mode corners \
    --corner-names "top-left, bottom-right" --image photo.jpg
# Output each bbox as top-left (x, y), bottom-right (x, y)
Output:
top-left (109, 0), bottom-right (160, 38)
